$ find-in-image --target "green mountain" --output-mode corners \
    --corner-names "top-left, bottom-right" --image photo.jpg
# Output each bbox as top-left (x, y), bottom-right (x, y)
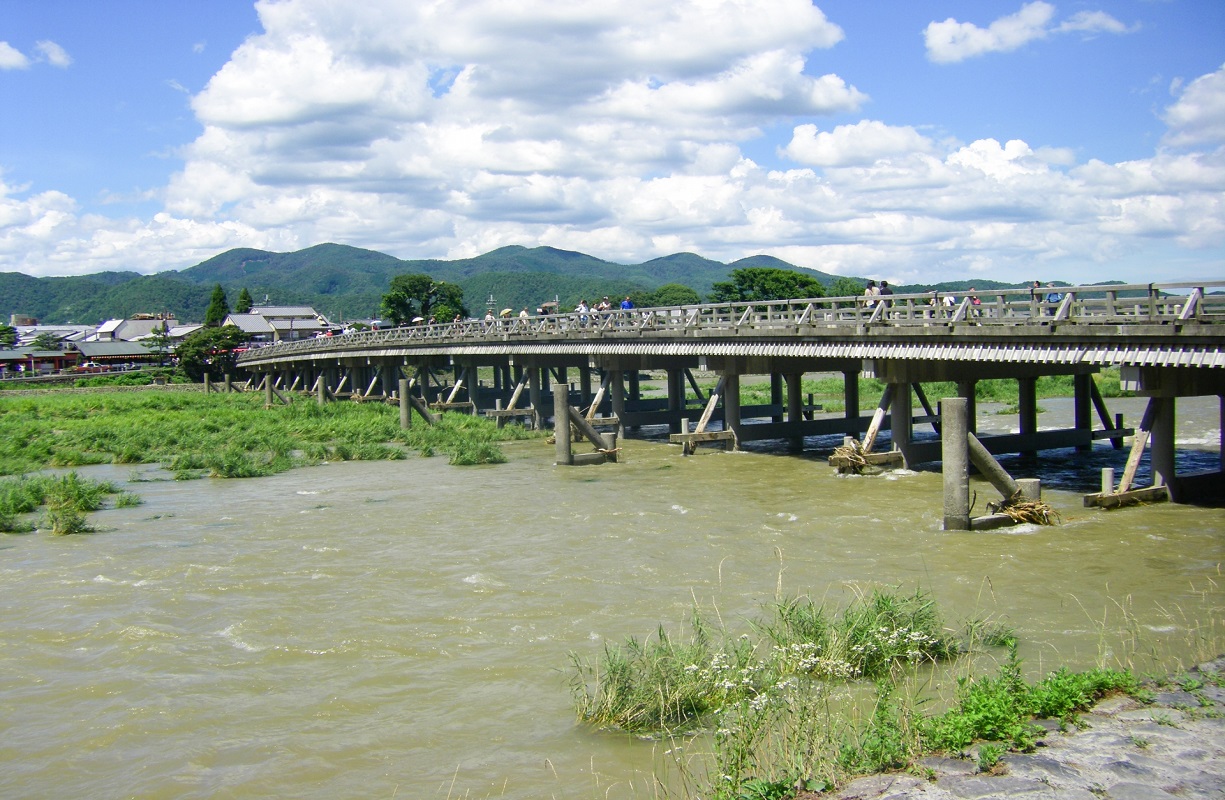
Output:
top-left (1, 242), bottom-right (1045, 325)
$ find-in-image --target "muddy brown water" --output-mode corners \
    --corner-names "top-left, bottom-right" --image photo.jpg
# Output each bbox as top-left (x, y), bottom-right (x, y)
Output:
top-left (1, 395), bottom-right (1222, 798)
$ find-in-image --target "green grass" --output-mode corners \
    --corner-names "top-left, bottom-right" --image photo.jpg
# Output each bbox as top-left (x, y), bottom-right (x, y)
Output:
top-left (572, 586), bottom-right (1171, 799)
top-left (0, 389), bottom-right (534, 478)
top-left (569, 589), bottom-right (958, 735)
top-left (0, 472), bottom-right (125, 534)
top-left (921, 644), bottom-right (1142, 753)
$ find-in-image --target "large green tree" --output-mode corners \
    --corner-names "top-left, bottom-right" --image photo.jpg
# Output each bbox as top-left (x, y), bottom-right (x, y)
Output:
top-left (380, 274), bottom-right (467, 324)
top-left (0, 323), bottom-right (16, 349)
top-left (647, 283), bottom-right (702, 307)
top-left (828, 277), bottom-right (865, 299)
top-left (204, 284), bottom-right (230, 327)
top-left (175, 326), bottom-right (250, 381)
top-left (234, 287), bottom-right (254, 314)
top-left (709, 267), bottom-right (826, 303)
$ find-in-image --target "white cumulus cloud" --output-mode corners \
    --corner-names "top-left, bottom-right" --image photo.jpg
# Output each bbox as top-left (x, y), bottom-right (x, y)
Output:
top-left (34, 40), bottom-right (72, 68)
top-left (0, 0), bottom-right (1220, 286)
top-left (0, 41), bottom-right (30, 69)
top-left (1162, 63), bottom-right (1225, 149)
top-left (924, 2), bottom-right (1132, 64)
top-left (781, 121), bottom-right (935, 167)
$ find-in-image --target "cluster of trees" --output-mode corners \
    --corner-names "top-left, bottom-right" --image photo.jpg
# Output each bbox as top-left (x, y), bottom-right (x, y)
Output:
top-left (176, 283), bottom-right (254, 381)
top-left (376, 266), bottom-right (859, 325)
top-left (379, 275), bottom-right (467, 326)
top-left (204, 283), bottom-right (253, 326)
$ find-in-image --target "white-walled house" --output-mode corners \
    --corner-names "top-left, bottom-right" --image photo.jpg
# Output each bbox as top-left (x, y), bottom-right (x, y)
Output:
top-left (91, 314), bottom-right (180, 342)
top-left (222, 306), bottom-right (333, 344)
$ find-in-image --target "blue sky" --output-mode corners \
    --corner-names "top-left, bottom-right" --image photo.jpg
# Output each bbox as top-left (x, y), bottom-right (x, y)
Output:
top-left (1, 1), bottom-right (1222, 286)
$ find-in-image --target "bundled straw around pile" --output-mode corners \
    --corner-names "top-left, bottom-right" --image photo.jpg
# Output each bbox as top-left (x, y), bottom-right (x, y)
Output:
top-left (989, 490), bottom-right (1061, 525)
top-left (832, 439), bottom-right (868, 474)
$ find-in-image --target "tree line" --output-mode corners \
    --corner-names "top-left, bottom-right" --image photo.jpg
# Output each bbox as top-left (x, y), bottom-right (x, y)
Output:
top-left (3, 268), bottom-right (870, 382)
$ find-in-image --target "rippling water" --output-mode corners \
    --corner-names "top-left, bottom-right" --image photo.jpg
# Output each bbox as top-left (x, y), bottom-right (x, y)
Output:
top-left (1, 395), bottom-right (1222, 798)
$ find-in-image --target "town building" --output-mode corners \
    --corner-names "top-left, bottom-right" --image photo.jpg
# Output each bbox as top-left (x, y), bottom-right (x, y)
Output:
top-left (222, 306), bottom-right (333, 344)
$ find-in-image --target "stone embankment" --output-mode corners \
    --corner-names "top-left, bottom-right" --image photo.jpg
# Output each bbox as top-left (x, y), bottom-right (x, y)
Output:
top-left (810, 656), bottom-right (1225, 800)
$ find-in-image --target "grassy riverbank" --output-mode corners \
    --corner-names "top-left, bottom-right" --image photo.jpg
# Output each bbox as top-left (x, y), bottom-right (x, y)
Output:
top-left (0, 388), bottom-right (535, 480)
top-left (569, 583), bottom-right (1224, 799)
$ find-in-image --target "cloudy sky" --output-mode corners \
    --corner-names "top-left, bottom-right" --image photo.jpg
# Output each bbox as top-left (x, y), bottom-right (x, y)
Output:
top-left (1, 0), bottom-right (1222, 286)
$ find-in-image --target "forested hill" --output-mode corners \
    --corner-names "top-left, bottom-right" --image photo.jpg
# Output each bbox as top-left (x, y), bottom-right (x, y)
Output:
top-left (3, 242), bottom-right (1017, 325)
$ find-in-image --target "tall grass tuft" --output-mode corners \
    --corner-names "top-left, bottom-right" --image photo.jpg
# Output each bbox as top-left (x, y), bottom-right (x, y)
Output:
top-left (570, 614), bottom-right (765, 733)
top-left (0, 472), bottom-right (131, 533)
top-left (759, 588), bottom-right (958, 680)
top-left (571, 590), bottom-right (958, 736)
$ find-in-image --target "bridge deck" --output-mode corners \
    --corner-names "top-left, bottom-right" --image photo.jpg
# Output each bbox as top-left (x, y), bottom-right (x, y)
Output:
top-left (238, 281), bottom-right (1225, 370)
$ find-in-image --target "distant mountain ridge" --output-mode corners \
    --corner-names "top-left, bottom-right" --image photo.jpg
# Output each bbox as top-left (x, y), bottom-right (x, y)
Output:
top-left (2, 242), bottom-right (1018, 325)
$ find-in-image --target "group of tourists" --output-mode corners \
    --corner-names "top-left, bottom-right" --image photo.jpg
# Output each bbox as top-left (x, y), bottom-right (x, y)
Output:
top-left (572, 296), bottom-right (636, 325)
top-left (858, 278), bottom-right (1063, 318)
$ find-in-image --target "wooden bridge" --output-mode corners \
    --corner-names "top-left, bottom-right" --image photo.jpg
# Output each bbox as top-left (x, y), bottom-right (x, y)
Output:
top-left (237, 281), bottom-right (1225, 503)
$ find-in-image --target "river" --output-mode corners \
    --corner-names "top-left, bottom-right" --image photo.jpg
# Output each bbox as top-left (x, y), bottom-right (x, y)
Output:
top-left (1, 395), bottom-right (1222, 798)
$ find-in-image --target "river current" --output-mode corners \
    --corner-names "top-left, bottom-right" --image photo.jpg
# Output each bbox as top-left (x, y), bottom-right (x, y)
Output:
top-left (1, 395), bottom-right (1222, 798)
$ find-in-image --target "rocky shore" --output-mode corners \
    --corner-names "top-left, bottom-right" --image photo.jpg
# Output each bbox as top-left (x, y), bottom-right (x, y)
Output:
top-left (806, 656), bottom-right (1225, 800)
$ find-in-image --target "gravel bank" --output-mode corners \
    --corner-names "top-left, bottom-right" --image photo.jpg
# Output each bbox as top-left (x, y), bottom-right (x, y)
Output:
top-left (805, 656), bottom-right (1225, 800)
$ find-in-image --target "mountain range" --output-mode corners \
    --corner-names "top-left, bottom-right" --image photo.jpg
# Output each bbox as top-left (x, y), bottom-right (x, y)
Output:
top-left (2, 243), bottom-right (1022, 325)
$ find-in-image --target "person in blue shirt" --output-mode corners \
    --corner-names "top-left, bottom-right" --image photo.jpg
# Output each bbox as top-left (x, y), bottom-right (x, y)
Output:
top-left (620, 296), bottom-right (634, 310)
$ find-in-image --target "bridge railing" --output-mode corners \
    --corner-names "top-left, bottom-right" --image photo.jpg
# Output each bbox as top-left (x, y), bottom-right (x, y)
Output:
top-left (237, 281), bottom-right (1224, 364)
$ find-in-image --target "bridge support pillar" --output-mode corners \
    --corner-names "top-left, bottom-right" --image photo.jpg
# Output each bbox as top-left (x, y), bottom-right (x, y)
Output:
top-left (1151, 396), bottom-right (1176, 495)
top-left (553, 390), bottom-right (572, 465)
top-left (892, 381), bottom-right (914, 466)
top-left (786, 372), bottom-right (804, 450)
top-left (389, 362), bottom-right (404, 399)
top-left (1018, 377), bottom-right (1038, 457)
top-left (580, 367), bottom-right (593, 410)
top-left (528, 367), bottom-right (543, 429)
top-left (770, 374), bottom-right (784, 423)
top-left (843, 370), bottom-right (860, 436)
top-left (724, 372), bottom-right (741, 449)
top-left (1074, 373), bottom-right (1093, 452)
top-left (667, 368), bottom-right (685, 434)
top-left (957, 380), bottom-right (977, 434)
top-left (942, 398), bottom-right (970, 531)
top-left (612, 370), bottom-right (626, 436)
top-left (399, 378), bottom-right (410, 429)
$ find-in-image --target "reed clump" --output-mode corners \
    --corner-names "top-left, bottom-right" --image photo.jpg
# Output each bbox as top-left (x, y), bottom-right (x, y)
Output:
top-left (0, 472), bottom-right (125, 534)
top-left (569, 589), bottom-right (958, 735)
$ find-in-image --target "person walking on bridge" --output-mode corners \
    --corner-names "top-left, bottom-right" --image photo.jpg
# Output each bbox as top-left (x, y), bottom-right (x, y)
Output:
top-left (878, 280), bottom-right (894, 318)
top-left (863, 280), bottom-right (880, 308)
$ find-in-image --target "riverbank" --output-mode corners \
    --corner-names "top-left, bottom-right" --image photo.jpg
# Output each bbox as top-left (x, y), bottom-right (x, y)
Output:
top-left (805, 656), bottom-right (1225, 800)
